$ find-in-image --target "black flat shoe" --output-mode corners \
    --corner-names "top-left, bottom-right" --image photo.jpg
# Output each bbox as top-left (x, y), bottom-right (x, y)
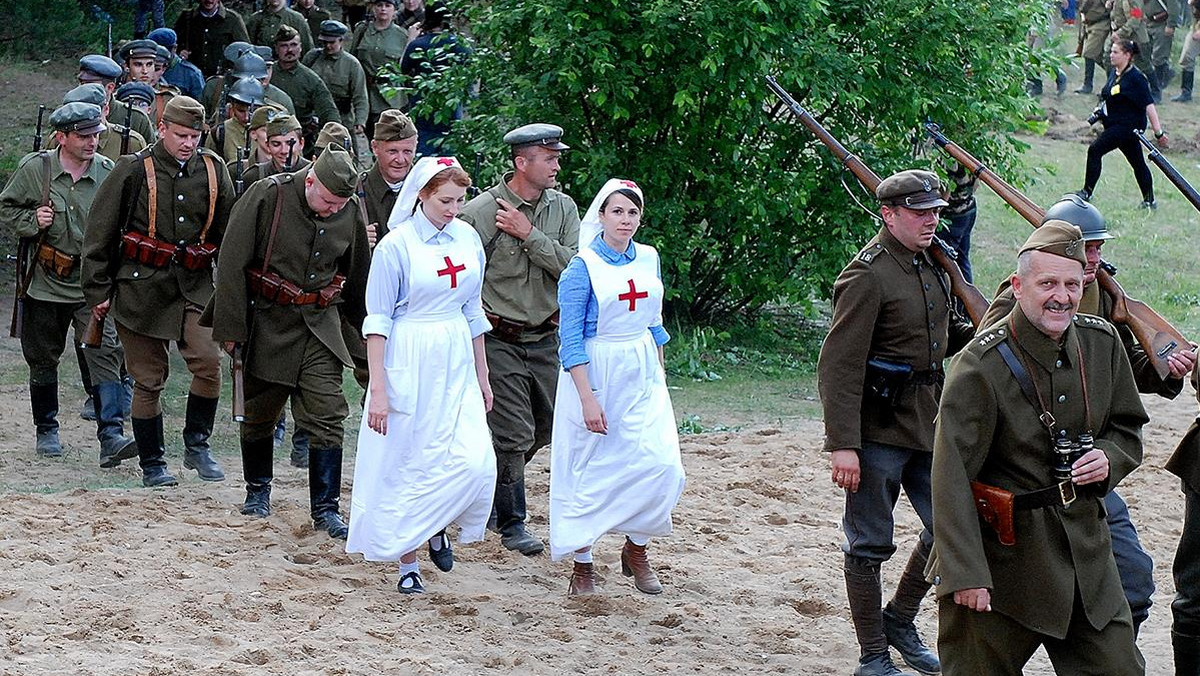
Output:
top-left (397, 571), bottom-right (425, 594)
top-left (429, 530), bottom-right (453, 572)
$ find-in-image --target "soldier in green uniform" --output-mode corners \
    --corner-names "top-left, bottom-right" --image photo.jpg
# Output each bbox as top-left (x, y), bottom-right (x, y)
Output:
top-left (1166, 367), bottom-right (1200, 673)
top-left (203, 143), bottom-right (370, 539)
top-left (1145, 0), bottom-right (1181, 100)
top-left (1, 102), bottom-right (136, 466)
top-left (202, 50), bottom-right (296, 121)
top-left (205, 77), bottom-right (263, 165)
top-left (817, 170), bottom-right (974, 676)
top-left (1171, 0), bottom-right (1200, 101)
top-left (270, 25), bottom-right (341, 153)
top-left (247, 0), bottom-right (313, 54)
top-left (82, 97), bottom-right (233, 487)
top-left (931, 221), bottom-right (1147, 675)
top-left (303, 21), bottom-right (370, 165)
top-left (55, 84), bottom-right (147, 161)
top-left (77, 54), bottom-right (158, 144)
top-left (1078, 0), bottom-right (1114, 92)
top-left (173, 0), bottom-right (251, 79)
top-left (350, 0), bottom-right (408, 137)
top-left (150, 44), bottom-right (184, 126)
top-left (1109, 0), bottom-right (1153, 79)
top-left (239, 114), bottom-right (310, 187)
top-left (458, 123), bottom-right (580, 558)
top-left (294, 0), bottom-right (331, 44)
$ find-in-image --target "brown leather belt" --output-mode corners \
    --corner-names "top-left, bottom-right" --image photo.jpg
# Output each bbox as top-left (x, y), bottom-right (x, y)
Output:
top-left (485, 312), bottom-right (558, 344)
top-left (248, 269), bottom-right (345, 308)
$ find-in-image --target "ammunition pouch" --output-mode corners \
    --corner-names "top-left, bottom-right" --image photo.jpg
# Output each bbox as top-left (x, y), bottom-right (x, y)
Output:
top-left (35, 242), bottom-right (78, 279)
top-left (121, 230), bottom-right (176, 268)
top-left (248, 269), bottom-right (345, 308)
top-left (177, 241), bottom-right (218, 271)
top-left (864, 357), bottom-right (913, 408)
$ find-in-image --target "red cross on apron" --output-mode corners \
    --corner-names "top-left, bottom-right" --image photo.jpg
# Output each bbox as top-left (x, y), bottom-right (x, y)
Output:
top-left (618, 279), bottom-right (649, 312)
top-left (437, 255), bottom-right (466, 288)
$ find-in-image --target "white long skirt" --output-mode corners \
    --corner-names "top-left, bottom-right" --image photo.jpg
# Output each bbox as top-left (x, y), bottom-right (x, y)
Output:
top-left (346, 315), bottom-right (496, 561)
top-left (548, 332), bottom-right (686, 561)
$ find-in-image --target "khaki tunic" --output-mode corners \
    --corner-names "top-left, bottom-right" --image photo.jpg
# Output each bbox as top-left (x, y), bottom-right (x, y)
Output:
top-left (817, 226), bottom-right (975, 453)
top-left (206, 117), bottom-right (250, 165)
top-left (458, 175), bottom-right (581, 331)
top-left (270, 62), bottom-right (341, 127)
top-left (238, 156), bottom-right (312, 191)
top-left (981, 277), bottom-right (1183, 398)
top-left (247, 7), bottom-right (313, 53)
top-left (82, 143), bottom-right (235, 340)
top-left (360, 163), bottom-right (400, 240)
top-left (1112, 0), bottom-right (1151, 44)
top-left (1079, 0), bottom-right (1113, 61)
top-left (109, 98), bottom-right (157, 144)
top-left (931, 307), bottom-right (1147, 638)
top-left (301, 48), bottom-right (370, 128)
top-left (1, 150), bottom-right (114, 303)
top-left (350, 22), bottom-right (408, 114)
top-left (1166, 366), bottom-right (1200, 491)
top-left (204, 169), bottom-right (369, 385)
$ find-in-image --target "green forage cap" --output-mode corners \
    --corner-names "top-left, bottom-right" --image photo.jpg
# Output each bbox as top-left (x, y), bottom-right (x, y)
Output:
top-left (161, 95), bottom-right (208, 131)
top-left (372, 109), bottom-right (416, 141)
top-left (1019, 220), bottom-right (1087, 267)
top-left (312, 143), bottom-right (358, 197)
top-left (316, 121), bottom-right (351, 150)
top-left (265, 114), bottom-right (302, 137)
top-left (249, 102), bottom-right (287, 130)
top-left (876, 169), bottom-right (949, 210)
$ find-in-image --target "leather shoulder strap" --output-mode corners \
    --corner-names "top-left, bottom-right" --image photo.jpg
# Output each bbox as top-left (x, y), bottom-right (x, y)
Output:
top-left (200, 153), bottom-right (218, 241)
top-left (142, 155), bottom-right (158, 238)
top-left (262, 176), bottom-right (286, 271)
top-left (995, 339), bottom-right (1052, 433)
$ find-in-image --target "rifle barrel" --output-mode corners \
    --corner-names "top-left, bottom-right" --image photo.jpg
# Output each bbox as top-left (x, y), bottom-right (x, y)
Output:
top-left (1135, 130), bottom-right (1200, 212)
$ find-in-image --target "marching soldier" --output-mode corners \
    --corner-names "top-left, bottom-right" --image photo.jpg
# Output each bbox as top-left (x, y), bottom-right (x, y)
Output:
top-left (1109, 0), bottom-right (1153, 78)
top-left (239, 114), bottom-right (310, 186)
top-left (458, 123), bottom-right (581, 558)
top-left (1171, 0), bottom-right (1200, 101)
top-left (247, 0), bottom-right (313, 54)
top-left (115, 82), bottom-right (157, 118)
top-left (204, 77), bottom-right (264, 165)
top-left (77, 54), bottom-right (157, 144)
top-left (294, 0), bottom-right (331, 44)
top-left (303, 21), bottom-right (370, 164)
top-left (147, 28), bottom-right (206, 100)
top-left (349, 0), bottom-right (409, 136)
top-left (57, 84), bottom-right (148, 160)
top-left (82, 97), bottom-right (233, 487)
top-left (173, 0), bottom-right (250, 79)
top-left (269, 25), bottom-right (341, 153)
top-left (203, 143), bottom-right (370, 539)
top-left (1167, 369), bottom-right (1200, 673)
top-left (1, 102), bottom-right (137, 466)
top-left (1077, 0), bottom-right (1113, 93)
top-left (202, 49), bottom-right (296, 120)
top-left (1144, 0), bottom-right (1181, 101)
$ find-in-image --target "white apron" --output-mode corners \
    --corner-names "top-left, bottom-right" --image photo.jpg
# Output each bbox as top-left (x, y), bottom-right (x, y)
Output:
top-left (548, 243), bottom-right (686, 561)
top-left (346, 221), bottom-right (496, 562)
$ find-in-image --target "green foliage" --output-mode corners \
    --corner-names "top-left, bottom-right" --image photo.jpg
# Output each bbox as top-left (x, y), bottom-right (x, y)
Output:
top-left (665, 310), bottom-right (823, 381)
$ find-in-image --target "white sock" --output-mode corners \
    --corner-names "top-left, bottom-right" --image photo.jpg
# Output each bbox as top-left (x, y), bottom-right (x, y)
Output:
top-left (627, 534), bottom-right (649, 547)
top-left (400, 561), bottom-right (419, 576)
top-left (574, 550), bottom-right (593, 564)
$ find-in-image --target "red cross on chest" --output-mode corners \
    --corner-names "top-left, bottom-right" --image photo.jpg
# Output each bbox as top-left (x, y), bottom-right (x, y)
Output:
top-left (437, 255), bottom-right (466, 288)
top-left (618, 279), bottom-right (649, 312)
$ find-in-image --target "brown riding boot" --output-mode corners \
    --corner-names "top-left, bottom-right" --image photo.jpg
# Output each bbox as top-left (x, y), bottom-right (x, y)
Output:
top-left (621, 538), bottom-right (663, 594)
top-left (568, 562), bottom-right (596, 596)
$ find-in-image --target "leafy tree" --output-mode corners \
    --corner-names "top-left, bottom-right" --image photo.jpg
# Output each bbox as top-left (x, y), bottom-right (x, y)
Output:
top-left (399, 0), bottom-right (1044, 322)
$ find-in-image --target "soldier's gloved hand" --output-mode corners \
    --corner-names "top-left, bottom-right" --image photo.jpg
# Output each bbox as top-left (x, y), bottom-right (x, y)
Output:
top-left (35, 205), bottom-right (54, 229)
top-left (954, 588), bottom-right (992, 612)
top-left (830, 449), bottom-right (861, 493)
top-left (1071, 448), bottom-right (1109, 485)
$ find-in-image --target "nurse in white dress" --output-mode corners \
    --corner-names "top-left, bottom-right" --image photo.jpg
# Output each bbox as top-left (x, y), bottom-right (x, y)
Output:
top-left (346, 157), bottom-right (497, 594)
top-left (550, 178), bottom-right (686, 596)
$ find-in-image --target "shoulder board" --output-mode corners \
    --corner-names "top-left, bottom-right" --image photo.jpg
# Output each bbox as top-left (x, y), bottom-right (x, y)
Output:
top-left (1073, 313), bottom-right (1116, 334)
top-left (974, 326), bottom-right (1009, 351)
top-left (857, 242), bottom-right (884, 264)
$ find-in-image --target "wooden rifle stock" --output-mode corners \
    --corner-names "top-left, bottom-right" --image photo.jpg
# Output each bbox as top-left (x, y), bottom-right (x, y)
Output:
top-left (10, 106), bottom-right (48, 339)
top-left (231, 344), bottom-right (246, 422)
top-left (80, 313), bottom-right (104, 348)
top-left (764, 76), bottom-right (989, 325)
top-left (1134, 129), bottom-right (1200, 213)
top-left (925, 123), bottom-right (1189, 378)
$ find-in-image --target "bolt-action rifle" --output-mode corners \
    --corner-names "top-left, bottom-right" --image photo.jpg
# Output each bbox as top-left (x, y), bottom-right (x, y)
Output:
top-left (1134, 129), bottom-right (1200, 213)
top-left (764, 76), bottom-right (989, 326)
top-left (925, 122), bottom-right (1189, 379)
top-left (10, 105), bottom-right (48, 339)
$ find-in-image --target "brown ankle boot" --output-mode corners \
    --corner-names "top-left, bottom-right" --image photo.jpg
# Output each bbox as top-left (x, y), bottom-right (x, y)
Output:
top-left (621, 538), bottom-right (663, 594)
top-left (569, 561), bottom-right (596, 595)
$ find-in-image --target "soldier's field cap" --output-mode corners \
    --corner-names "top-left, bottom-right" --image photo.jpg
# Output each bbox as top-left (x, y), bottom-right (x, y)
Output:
top-left (154, 44), bottom-right (172, 65)
top-left (147, 28), bottom-right (177, 48)
top-left (50, 102), bottom-right (106, 136)
top-left (318, 20), bottom-right (349, 41)
top-left (1019, 220), bottom-right (1087, 267)
top-left (250, 102), bottom-right (287, 130)
top-left (63, 83), bottom-right (107, 107)
top-left (275, 24), bottom-right (301, 43)
top-left (266, 114), bottom-right (302, 137)
top-left (161, 96), bottom-right (208, 131)
top-left (228, 77), bottom-right (265, 106)
top-left (373, 109), bottom-right (417, 141)
top-left (370, 0), bottom-right (398, 5)
top-left (317, 121), bottom-right (352, 149)
top-left (312, 143), bottom-right (358, 197)
top-left (119, 39), bottom-right (159, 62)
top-left (876, 169), bottom-right (948, 210)
top-left (116, 81), bottom-right (156, 105)
top-left (503, 123), bottom-right (568, 150)
top-left (79, 54), bottom-right (122, 82)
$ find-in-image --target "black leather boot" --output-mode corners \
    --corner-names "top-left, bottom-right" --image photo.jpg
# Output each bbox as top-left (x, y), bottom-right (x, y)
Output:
top-left (883, 540), bottom-right (939, 674)
top-left (1175, 631), bottom-right (1200, 676)
top-left (132, 415), bottom-right (177, 487)
top-left (1174, 70), bottom-right (1195, 102)
top-left (30, 382), bottom-right (62, 458)
top-left (1076, 58), bottom-right (1095, 94)
top-left (496, 479), bottom-right (544, 555)
top-left (290, 427), bottom-right (310, 468)
top-left (181, 393), bottom-right (224, 481)
top-left (240, 436), bottom-right (274, 516)
top-left (309, 447), bottom-right (348, 538)
top-left (95, 381), bottom-right (137, 468)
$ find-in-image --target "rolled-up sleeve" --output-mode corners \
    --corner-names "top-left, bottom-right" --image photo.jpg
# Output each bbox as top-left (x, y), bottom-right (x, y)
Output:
top-left (557, 255), bottom-right (592, 371)
top-left (362, 232), bottom-right (406, 337)
top-left (462, 230), bottom-right (491, 338)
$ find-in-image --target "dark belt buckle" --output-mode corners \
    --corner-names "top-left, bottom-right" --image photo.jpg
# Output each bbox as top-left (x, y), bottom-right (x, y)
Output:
top-left (1058, 481), bottom-right (1076, 508)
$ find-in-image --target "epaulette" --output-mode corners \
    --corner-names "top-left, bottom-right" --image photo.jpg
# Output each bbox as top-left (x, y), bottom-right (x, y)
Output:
top-left (858, 242), bottom-right (884, 264)
top-left (975, 325), bottom-right (1008, 351)
top-left (1073, 313), bottom-right (1116, 334)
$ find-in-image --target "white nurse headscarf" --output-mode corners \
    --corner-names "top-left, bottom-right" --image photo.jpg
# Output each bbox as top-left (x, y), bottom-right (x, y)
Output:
top-left (579, 178), bottom-right (644, 248)
top-left (387, 156), bottom-right (463, 230)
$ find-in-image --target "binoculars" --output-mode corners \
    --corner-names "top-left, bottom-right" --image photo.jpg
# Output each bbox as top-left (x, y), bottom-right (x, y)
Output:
top-left (1053, 434), bottom-right (1094, 482)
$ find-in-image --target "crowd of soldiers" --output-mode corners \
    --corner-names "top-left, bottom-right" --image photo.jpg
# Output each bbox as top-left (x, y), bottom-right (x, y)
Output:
top-left (3, 0), bottom-right (569, 557)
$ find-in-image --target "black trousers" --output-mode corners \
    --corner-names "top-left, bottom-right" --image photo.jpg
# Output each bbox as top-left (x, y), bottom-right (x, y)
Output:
top-left (1083, 124), bottom-right (1154, 201)
top-left (1174, 487), bottom-right (1200, 636)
